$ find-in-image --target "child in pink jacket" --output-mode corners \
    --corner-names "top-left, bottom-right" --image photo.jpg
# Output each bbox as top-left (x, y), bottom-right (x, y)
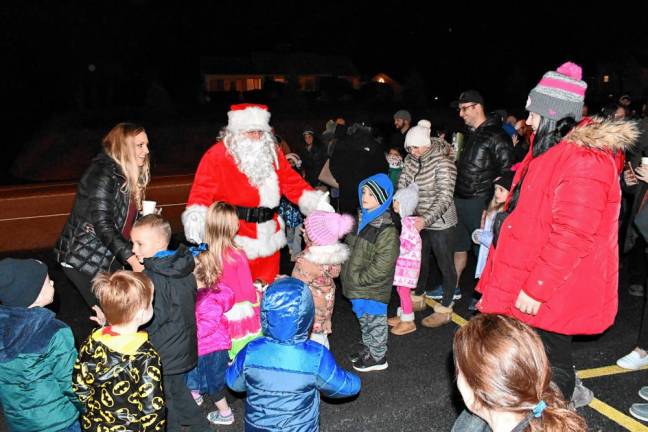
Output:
top-left (185, 278), bottom-right (236, 425)
top-left (387, 183), bottom-right (421, 335)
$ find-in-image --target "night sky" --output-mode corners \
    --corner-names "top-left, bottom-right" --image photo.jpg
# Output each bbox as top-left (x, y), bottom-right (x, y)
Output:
top-left (2, 1), bottom-right (648, 177)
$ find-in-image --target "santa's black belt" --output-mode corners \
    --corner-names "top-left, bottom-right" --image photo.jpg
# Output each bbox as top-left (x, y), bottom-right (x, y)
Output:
top-left (236, 206), bottom-right (278, 223)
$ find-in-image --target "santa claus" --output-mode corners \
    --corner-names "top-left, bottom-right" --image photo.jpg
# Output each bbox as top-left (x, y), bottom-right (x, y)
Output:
top-left (182, 103), bottom-right (327, 282)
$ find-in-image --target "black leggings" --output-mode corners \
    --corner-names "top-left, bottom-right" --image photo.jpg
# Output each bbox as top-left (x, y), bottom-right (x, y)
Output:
top-left (62, 266), bottom-right (99, 308)
top-left (537, 329), bottom-right (575, 399)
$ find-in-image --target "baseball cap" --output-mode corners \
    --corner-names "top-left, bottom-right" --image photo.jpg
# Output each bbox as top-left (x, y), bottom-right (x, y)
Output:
top-left (451, 89), bottom-right (484, 108)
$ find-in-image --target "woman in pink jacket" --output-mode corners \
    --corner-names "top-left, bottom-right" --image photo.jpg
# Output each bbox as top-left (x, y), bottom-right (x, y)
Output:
top-left (476, 62), bottom-right (638, 400)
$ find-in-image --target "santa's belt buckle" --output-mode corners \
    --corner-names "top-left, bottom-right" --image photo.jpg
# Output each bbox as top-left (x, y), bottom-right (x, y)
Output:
top-left (237, 206), bottom-right (277, 223)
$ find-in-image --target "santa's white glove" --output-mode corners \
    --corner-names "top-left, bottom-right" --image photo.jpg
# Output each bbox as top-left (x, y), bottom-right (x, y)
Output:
top-left (299, 189), bottom-right (332, 215)
top-left (181, 205), bottom-right (208, 244)
top-left (316, 191), bottom-right (334, 212)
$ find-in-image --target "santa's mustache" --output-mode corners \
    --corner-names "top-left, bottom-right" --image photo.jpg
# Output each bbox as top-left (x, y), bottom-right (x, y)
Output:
top-left (225, 133), bottom-right (278, 187)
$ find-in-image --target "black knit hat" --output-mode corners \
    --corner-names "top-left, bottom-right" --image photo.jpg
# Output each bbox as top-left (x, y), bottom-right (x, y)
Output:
top-left (0, 258), bottom-right (48, 307)
top-left (494, 171), bottom-right (515, 192)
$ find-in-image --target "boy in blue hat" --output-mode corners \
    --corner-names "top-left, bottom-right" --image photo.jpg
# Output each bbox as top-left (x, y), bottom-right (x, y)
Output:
top-left (341, 173), bottom-right (400, 372)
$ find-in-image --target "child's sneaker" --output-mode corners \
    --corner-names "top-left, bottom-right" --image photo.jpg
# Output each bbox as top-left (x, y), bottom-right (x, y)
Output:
top-left (207, 410), bottom-right (234, 425)
top-left (353, 355), bottom-right (388, 372)
top-left (191, 390), bottom-right (204, 406)
top-left (348, 346), bottom-right (369, 364)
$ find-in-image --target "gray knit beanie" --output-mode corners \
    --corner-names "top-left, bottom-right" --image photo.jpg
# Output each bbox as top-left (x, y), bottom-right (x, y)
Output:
top-left (526, 62), bottom-right (587, 121)
top-left (394, 183), bottom-right (419, 218)
top-left (393, 110), bottom-right (412, 122)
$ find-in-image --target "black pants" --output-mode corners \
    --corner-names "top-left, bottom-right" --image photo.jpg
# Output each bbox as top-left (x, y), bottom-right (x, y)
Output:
top-left (164, 374), bottom-right (211, 432)
top-left (415, 227), bottom-right (457, 307)
top-left (62, 266), bottom-right (99, 308)
top-left (629, 235), bottom-right (647, 286)
top-left (537, 329), bottom-right (575, 400)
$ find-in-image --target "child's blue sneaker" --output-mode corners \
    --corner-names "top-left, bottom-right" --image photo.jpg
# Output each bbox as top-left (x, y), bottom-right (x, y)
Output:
top-left (207, 410), bottom-right (234, 425)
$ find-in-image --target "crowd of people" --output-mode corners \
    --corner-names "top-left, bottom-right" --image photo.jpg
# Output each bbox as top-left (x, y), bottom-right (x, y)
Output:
top-left (1, 60), bottom-right (647, 431)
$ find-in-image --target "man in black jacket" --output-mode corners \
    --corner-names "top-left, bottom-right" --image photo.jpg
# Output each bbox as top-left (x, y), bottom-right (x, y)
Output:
top-left (451, 90), bottom-right (513, 289)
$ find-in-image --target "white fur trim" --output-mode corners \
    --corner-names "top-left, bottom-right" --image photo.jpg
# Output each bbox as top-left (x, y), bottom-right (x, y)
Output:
top-left (236, 217), bottom-right (286, 260)
top-left (258, 171), bottom-right (280, 208)
top-left (303, 243), bottom-right (350, 265)
top-left (400, 312), bottom-right (415, 322)
top-left (181, 205), bottom-right (208, 244)
top-left (298, 190), bottom-right (329, 216)
top-left (227, 106), bottom-right (271, 133)
top-left (224, 301), bottom-right (257, 321)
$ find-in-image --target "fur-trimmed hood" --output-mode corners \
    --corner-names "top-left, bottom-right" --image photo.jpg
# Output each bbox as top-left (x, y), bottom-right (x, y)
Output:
top-left (566, 117), bottom-right (639, 152)
top-left (302, 243), bottom-right (350, 265)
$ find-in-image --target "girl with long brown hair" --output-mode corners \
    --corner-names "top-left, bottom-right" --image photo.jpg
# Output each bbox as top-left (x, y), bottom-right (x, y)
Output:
top-left (453, 314), bottom-right (587, 432)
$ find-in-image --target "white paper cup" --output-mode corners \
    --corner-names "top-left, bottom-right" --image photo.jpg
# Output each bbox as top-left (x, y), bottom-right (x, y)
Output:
top-left (642, 157), bottom-right (648, 167)
top-left (142, 200), bottom-right (157, 216)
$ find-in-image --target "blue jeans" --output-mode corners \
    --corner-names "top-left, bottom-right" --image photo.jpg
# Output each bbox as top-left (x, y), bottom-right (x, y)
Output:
top-left (185, 350), bottom-right (229, 401)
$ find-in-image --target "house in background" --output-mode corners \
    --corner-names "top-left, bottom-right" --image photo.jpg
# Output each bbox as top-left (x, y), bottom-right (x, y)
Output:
top-left (370, 72), bottom-right (403, 99)
top-left (201, 52), bottom-right (361, 94)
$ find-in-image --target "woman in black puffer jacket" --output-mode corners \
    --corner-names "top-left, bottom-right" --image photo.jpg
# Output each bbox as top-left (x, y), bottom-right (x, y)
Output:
top-left (55, 123), bottom-right (151, 308)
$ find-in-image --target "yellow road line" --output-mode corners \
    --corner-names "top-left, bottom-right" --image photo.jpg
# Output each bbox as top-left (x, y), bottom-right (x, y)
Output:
top-left (451, 313), bottom-right (467, 327)
top-left (578, 365), bottom-right (648, 380)
top-left (588, 397), bottom-right (648, 431)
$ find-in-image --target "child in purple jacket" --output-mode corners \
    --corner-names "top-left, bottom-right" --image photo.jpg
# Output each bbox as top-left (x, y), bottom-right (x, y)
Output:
top-left (185, 277), bottom-right (236, 426)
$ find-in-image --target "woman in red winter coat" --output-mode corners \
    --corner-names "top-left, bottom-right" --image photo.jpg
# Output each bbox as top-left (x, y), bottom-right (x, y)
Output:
top-left (476, 62), bottom-right (639, 400)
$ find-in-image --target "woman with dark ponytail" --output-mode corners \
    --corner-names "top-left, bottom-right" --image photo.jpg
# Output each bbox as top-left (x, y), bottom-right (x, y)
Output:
top-left (454, 314), bottom-right (587, 432)
top-left (474, 62), bottom-right (639, 404)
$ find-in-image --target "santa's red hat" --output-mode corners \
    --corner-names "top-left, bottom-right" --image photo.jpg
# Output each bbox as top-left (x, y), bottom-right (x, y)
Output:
top-left (227, 103), bottom-right (272, 133)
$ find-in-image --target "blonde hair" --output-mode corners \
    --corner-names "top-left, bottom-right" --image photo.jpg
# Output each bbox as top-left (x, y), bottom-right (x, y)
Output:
top-left (454, 314), bottom-right (587, 432)
top-left (102, 122), bottom-right (150, 210)
top-left (195, 202), bottom-right (240, 288)
top-left (92, 270), bottom-right (153, 325)
top-left (133, 214), bottom-right (172, 245)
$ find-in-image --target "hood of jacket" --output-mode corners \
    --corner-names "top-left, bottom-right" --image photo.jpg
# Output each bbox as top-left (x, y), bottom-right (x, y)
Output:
top-left (145, 244), bottom-right (195, 278)
top-left (358, 173), bottom-right (394, 233)
top-left (261, 277), bottom-right (314, 344)
top-left (0, 306), bottom-right (60, 362)
top-left (302, 243), bottom-right (350, 265)
top-left (565, 117), bottom-right (639, 153)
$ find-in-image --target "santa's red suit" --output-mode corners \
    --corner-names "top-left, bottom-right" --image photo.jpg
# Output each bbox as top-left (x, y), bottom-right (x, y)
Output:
top-left (182, 104), bottom-right (324, 282)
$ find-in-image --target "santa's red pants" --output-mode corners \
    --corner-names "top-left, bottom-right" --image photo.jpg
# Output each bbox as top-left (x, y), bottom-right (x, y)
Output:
top-left (249, 252), bottom-right (280, 284)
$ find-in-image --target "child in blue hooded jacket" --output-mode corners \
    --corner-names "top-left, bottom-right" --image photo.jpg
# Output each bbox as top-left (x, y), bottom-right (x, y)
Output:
top-left (225, 277), bottom-right (360, 432)
top-left (341, 173), bottom-right (400, 372)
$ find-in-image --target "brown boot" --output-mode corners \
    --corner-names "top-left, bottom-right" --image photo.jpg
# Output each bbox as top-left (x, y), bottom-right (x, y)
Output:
top-left (421, 303), bottom-right (453, 328)
top-left (391, 320), bottom-right (416, 335)
top-left (411, 293), bottom-right (427, 312)
top-left (388, 307), bottom-right (402, 326)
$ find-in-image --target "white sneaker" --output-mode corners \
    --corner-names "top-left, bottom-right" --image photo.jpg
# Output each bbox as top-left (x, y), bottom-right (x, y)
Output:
top-left (617, 349), bottom-right (648, 370)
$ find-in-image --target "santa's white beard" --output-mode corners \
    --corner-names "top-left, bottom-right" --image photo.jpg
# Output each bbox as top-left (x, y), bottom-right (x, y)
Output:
top-left (226, 134), bottom-right (277, 188)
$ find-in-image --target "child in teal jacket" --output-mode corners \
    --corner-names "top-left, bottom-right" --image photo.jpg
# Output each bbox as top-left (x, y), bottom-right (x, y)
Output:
top-left (0, 258), bottom-right (80, 432)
